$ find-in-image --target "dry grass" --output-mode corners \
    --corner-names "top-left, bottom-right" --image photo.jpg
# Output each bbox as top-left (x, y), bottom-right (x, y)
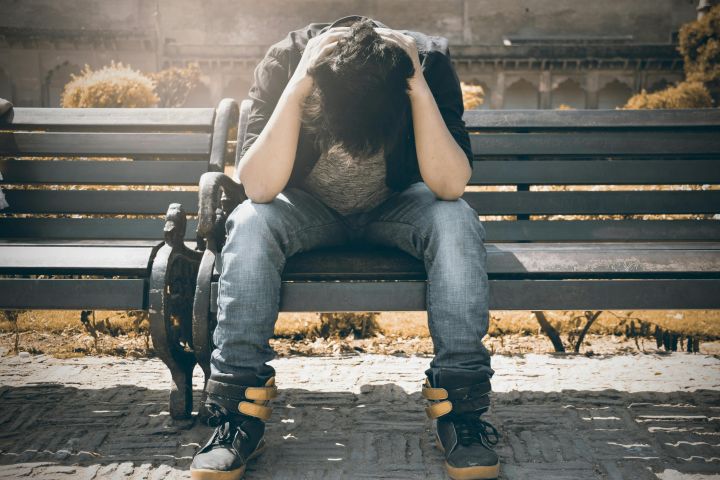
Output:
top-left (2, 309), bottom-right (718, 359)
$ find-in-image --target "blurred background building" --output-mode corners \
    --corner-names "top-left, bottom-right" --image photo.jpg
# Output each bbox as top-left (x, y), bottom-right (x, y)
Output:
top-left (0, 0), bottom-right (709, 109)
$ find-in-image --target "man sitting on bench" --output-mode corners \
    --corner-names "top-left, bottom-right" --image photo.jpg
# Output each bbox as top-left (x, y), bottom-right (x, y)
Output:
top-left (190, 15), bottom-right (500, 480)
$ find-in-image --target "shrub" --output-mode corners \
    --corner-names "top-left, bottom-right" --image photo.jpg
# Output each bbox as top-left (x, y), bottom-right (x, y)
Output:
top-left (460, 82), bottom-right (485, 110)
top-left (149, 63), bottom-right (202, 107)
top-left (623, 81), bottom-right (713, 109)
top-left (678, 4), bottom-right (720, 85)
top-left (61, 61), bottom-right (159, 108)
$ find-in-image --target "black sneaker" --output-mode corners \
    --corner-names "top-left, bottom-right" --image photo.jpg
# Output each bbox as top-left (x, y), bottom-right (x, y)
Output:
top-left (422, 371), bottom-right (501, 479)
top-left (190, 377), bottom-right (277, 480)
top-left (190, 406), bottom-right (266, 480)
top-left (435, 414), bottom-right (500, 480)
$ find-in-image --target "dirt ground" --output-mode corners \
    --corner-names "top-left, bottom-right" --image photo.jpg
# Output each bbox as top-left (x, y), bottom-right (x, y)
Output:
top-left (1, 309), bottom-right (719, 358)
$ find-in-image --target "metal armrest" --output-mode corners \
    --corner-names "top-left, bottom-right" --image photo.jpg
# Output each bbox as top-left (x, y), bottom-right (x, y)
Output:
top-left (197, 171), bottom-right (247, 243)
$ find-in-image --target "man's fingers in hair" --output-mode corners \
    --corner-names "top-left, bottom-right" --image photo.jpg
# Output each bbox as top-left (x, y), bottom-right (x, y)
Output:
top-left (317, 41), bottom-right (339, 60)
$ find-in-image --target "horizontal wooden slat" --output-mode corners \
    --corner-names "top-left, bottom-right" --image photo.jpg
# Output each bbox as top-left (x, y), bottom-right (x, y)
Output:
top-left (0, 218), bottom-right (198, 240)
top-left (209, 279), bottom-right (720, 312)
top-left (1, 108), bottom-right (216, 130)
top-left (0, 159), bottom-right (209, 185)
top-left (462, 191), bottom-right (720, 215)
top-left (469, 159), bottom-right (720, 185)
top-left (0, 278), bottom-right (146, 310)
top-left (0, 132), bottom-right (211, 156)
top-left (277, 243), bottom-right (720, 281)
top-left (469, 132), bottom-right (720, 156)
top-left (482, 220), bottom-right (720, 242)
top-left (0, 245), bottom-right (160, 275)
top-left (3, 190), bottom-right (198, 214)
top-left (463, 109), bottom-right (720, 129)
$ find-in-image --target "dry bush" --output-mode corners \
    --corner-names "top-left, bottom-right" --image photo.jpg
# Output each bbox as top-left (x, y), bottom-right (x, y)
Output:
top-left (679, 4), bottom-right (720, 86)
top-left (149, 63), bottom-right (202, 107)
top-left (61, 61), bottom-right (159, 108)
top-left (623, 81), bottom-right (713, 109)
top-left (460, 82), bottom-right (485, 110)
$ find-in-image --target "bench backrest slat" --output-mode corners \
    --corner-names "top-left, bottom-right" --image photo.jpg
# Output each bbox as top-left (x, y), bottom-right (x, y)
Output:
top-left (469, 131), bottom-right (720, 156)
top-left (0, 217), bottom-right (197, 240)
top-left (4, 190), bottom-right (198, 215)
top-left (0, 132), bottom-right (212, 157)
top-left (0, 159), bottom-right (208, 185)
top-left (3, 108), bottom-right (216, 129)
top-left (469, 159), bottom-right (720, 185)
top-left (463, 191), bottom-right (720, 215)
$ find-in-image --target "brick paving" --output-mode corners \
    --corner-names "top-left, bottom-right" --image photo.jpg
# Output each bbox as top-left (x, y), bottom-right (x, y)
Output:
top-left (0, 352), bottom-right (719, 479)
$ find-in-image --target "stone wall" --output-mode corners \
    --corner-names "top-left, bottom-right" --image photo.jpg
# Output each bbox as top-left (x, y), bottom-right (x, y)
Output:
top-left (0, 0), bottom-right (699, 108)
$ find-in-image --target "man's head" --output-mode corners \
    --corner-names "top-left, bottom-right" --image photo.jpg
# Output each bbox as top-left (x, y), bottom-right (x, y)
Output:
top-left (302, 19), bottom-right (416, 158)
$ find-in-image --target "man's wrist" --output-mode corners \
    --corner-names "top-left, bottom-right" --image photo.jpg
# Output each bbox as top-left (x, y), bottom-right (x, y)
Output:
top-left (408, 75), bottom-right (431, 101)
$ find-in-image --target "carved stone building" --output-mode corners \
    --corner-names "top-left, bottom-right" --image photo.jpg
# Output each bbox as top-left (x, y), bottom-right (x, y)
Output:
top-left (0, 0), bottom-right (704, 109)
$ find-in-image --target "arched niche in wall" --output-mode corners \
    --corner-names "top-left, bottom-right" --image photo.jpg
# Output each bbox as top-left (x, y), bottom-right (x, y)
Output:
top-left (43, 62), bottom-right (81, 107)
top-left (0, 67), bottom-right (13, 103)
top-left (551, 78), bottom-right (586, 109)
top-left (503, 78), bottom-right (539, 110)
top-left (597, 79), bottom-right (634, 109)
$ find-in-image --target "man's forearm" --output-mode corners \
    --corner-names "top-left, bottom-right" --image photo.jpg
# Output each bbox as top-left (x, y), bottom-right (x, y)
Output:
top-left (236, 86), bottom-right (306, 203)
top-left (409, 78), bottom-right (472, 200)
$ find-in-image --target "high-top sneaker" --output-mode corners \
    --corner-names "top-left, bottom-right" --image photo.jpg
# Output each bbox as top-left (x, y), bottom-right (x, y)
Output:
top-left (190, 377), bottom-right (277, 480)
top-left (423, 370), bottom-right (500, 480)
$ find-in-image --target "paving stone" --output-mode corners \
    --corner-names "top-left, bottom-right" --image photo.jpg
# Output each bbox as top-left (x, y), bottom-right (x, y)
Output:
top-left (1, 353), bottom-right (719, 479)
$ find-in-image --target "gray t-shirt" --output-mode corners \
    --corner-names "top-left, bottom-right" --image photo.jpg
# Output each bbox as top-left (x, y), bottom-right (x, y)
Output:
top-left (300, 143), bottom-right (395, 216)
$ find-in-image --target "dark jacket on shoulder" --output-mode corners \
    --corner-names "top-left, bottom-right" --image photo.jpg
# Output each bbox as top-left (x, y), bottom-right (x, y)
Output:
top-left (239, 14), bottom-right (474, 193)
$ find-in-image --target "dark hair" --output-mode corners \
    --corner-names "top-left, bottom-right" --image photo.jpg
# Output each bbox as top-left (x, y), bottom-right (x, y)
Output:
top-left (301, 19), bottom-right (415, 158)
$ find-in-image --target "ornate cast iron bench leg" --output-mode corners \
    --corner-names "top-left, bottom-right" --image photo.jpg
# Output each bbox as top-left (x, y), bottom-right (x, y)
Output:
top-left (149, 203), bottom-right (202, 420)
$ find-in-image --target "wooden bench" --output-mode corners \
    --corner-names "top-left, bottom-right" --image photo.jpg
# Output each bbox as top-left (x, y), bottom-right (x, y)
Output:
top-left (0, 99), bottom-right (239, 418)
top-left (178, 100), bottom-right (720, 420)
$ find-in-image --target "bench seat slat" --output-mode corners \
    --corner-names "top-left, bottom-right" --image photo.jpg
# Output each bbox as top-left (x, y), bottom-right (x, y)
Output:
top-left (208, 279), bottom-right (720, 312)
top-left (3, 190), bottom-right (198, 214)
top-left (0, 245), bottom-right (159, 275)
top-left (0, 159), bottom-right (209, 185)
top-left (0, 132), bottom-right (211, 156)
top-left (469, 159), bottom-right (720, 185)
top-left (463, 109), bottom-right (720, 129)
top-left (276, 243), bottom-right (720, 281)
top-left (1, 218), bottom-right (716, 242)
top-left (0, 279), bottom-right (146, 310)
top-left (0, 218), bottom-right (198, 240)
top-left (463, 191), bottom-right (720, 215)
top-left (483, 220), bottom-right (720, 242)
top-left (469, 131), bottom-right (720, 156)
top-left (1, 108), bottom-right (216, 129)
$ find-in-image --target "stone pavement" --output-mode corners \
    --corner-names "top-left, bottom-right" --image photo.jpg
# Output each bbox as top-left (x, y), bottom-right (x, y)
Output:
top-left (0, 352), bottom-right (719, 479)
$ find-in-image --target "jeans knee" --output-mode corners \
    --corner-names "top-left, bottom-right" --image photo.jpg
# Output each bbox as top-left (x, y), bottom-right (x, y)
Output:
top-left (427, 199), bottom-right (485, 243)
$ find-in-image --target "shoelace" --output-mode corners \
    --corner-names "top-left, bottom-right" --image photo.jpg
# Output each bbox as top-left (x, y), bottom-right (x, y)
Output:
top-left (206, 404), bottom-right (249, 447)
top-left (455, 416), bottom-right (500, 448)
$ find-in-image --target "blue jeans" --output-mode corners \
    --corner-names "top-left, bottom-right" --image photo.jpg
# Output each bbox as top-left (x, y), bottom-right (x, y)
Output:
top-left (211, 181), bottom-right (494, 385)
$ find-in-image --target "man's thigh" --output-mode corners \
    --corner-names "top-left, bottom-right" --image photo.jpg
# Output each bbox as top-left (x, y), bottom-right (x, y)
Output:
top-left (222, 186), bottom-right (354, 259)
top-left (360, 181), bottom-right (483, 257)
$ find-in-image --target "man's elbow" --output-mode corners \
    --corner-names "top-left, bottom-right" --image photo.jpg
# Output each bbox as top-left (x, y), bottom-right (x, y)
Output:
top-left (243, 185), bottom-right (278, 204)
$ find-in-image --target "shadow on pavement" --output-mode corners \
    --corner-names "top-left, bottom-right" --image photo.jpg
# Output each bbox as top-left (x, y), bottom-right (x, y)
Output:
top-left (0, 383), bottom-right (718, 479)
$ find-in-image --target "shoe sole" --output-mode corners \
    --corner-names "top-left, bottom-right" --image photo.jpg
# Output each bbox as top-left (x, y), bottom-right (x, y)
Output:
top-left (435, 433), bottom-right (500, 480)
top-left (190, 443), bottom-right (266, 480)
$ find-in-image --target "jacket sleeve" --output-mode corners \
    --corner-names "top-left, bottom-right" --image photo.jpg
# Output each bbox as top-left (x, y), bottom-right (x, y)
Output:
top-left (238, 47), bottom-right (290, 161)
top-left (422, 48), bottom-right (474, 170)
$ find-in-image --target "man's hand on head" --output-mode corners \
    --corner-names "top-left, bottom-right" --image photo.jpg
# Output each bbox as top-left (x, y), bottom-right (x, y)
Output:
top-left (374, 28), bottom-right (423, 80)
top-left (288, 26), bottom-right (351, 99)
